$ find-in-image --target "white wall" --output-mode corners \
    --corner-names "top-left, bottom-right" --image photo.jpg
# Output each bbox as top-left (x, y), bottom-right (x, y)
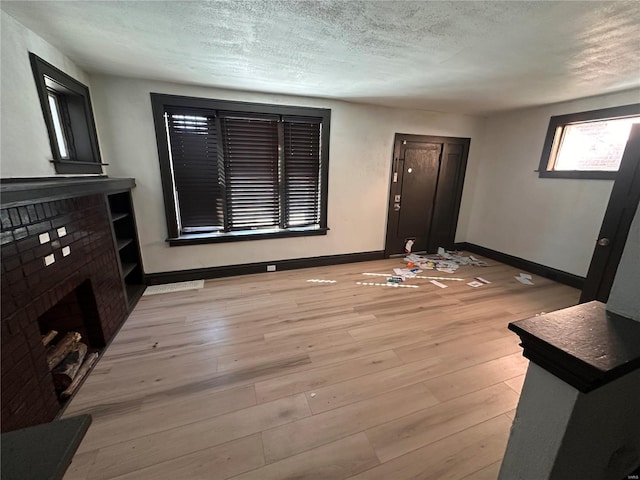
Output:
top-left (89, 74), bottom-right (485, 273)
top-left (500, 363), bottom-right (640, 479)
top-left (607, 206), bottom-right (640, 321)
top-left (6, 8), bottom-right (636, 278)
top-left (465, 89), bottom-right (640, 277)
top-left (0, 12), bottom-right (94, 177)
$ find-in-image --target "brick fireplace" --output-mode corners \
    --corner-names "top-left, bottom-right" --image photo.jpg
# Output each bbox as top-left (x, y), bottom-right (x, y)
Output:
top-left (1, 178), bottom-right (137, 432)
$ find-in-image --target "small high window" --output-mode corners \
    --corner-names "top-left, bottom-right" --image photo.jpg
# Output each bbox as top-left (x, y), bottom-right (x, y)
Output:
top-left (538, 104), bottom-right (640, 179)
top-left (47, 92), bottom-right (70, 159)
top-left (30, 53), bottom-right (104, 174)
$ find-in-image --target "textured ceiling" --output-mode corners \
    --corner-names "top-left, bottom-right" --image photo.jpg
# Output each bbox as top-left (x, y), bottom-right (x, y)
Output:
top-left (3, 1), bottom-right (640, 114)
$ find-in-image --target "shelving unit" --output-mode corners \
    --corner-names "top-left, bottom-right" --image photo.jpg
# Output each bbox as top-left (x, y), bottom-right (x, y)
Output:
top-left (107, 191), bottom-right (145, 310)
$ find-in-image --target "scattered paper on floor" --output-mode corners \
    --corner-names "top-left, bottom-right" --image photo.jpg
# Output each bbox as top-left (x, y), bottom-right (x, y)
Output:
top-left (515, 273), bottom-right (534, 285)
top-left (356, 282), bottom-right (419, 289)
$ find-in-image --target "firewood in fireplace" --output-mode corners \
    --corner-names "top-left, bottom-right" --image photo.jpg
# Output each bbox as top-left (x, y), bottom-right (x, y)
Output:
top-left (41, 330), bottom-right (58, 347)
top-left (52, 342), bottom-right (88, 390)
top-left (60, 352), bottom-right (99, 399)
top-left (46, 332), bottom-right (81, 370)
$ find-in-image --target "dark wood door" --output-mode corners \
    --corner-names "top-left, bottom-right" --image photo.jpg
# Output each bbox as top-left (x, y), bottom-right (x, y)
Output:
top-left (581, 124), bottom-right (640, 303)
top-left (385, 134), bottom-right (470, 256)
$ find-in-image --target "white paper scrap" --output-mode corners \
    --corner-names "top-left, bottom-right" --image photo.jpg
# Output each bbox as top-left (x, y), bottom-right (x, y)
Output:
top-left (436, 267), bottom-right (456, 274)
top-left (356, 282), bottom-right (418, 289)
top-left (515, 275), bottom-right (534, 285)
top-left (475, 277), bottom-right (491, 284)
top-left (405, 253), bottom-right (428, 263)
top-left (519, 273), bottom-right (532, 280)
top-left (394, 268), bottom-right (416, 278)
top-left (430, 280), bottom-right (448, 289)
top-left (415, 276), bottom-right (464, 281)
top-left (467, 281), bottom-right (484, 288)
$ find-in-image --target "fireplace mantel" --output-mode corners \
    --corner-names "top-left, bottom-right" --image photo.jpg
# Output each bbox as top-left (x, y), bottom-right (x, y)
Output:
top-left (1, 177), bottom-right (140, 432)
top-left (1, 177), bottom-right (135, 207)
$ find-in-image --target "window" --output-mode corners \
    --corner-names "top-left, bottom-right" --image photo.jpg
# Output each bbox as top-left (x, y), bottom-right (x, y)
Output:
top-left (150, 94), bottom-right (330, 245)
top-left (538, 104), bottom-right (640, 179)
top-left (29, 53), bottom-right (104, 174)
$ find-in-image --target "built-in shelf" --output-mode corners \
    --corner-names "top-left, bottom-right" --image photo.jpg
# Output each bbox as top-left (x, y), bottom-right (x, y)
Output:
top-left (107, 191), bottom-right (144, 311)
top-left (111, 212), bottom-right (129, 222)
top-left (116, 238), bottom-right (133, 250)
top-left (126, 284), bottom-right (146, 304)
top-left (121, 263), bottom-right (137, 278)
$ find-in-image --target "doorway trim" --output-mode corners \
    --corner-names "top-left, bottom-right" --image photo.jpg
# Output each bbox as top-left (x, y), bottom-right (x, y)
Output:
top-left (384, 133), bottom-right (470, 257)
top-left (580, 123), bottom-right (640, 303)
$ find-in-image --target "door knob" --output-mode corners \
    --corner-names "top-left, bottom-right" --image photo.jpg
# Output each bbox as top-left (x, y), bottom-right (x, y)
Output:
top-left (598, 238), bottom-right (610, 246)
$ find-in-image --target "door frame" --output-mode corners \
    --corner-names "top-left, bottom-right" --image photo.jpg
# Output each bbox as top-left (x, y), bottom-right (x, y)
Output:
top-left (384, 133), bottom-right (470, 257)
top-left (580, 123), bottom-right (640, 303)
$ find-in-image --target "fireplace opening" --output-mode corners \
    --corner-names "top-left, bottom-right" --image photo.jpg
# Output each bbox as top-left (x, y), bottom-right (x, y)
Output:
top-left (37, 280), bottom-right (105, 403)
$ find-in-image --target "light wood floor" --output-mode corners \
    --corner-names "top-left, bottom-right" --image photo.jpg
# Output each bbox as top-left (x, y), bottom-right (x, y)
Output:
top-left (63, 256), bottom-right (580, 480)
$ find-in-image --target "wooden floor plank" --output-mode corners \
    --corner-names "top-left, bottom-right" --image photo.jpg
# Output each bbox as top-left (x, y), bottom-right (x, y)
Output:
top-left (365, 383), bottom-right (519, 462)
top-left (461, 461), bottom-right (503, 480)
top-left (76, 384), bottom-right (257, 452)
top-left (306, 335), bottom-right (521, 414)
top-left (423, 352), bottom-right (528, 402)
top-left (504, 373), bottom-right (526, 394)
top-left (60, 256), bottom-right (578, 480)
top-left (109, 434), bottom-right (265, 480)
top-left (262, 383), bottom-right (438, 463)
top-left (229, 433), bottom-right (379, 480)
top-left (255, 350), bottom-right (402, 404)
top-left (86, 394), bottom-right (310, 479)
top-left (348, 415), bottom-right (512, 480)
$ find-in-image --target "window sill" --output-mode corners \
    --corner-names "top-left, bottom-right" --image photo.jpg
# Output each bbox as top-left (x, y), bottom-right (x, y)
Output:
top-left (168, 226), bottom-right (329, 246)
top-left (51, 160), bottom-right (105, 175)
top-left (538, 170), bottom-right (617, 180)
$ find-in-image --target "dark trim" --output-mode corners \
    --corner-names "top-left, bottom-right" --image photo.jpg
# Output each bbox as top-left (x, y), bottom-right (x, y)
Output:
top-left (455, 242), bottom-right (584, 289)
top-left (509, 301), bottom-right (640, 393)
top-left (50, 160), bottom-right (110, 166)
top-left (385, 134), bottom-right (470, 256)
top-left (538, 103), bottom-right (640, 180)
top-left (150, 93), bottom-right (331, 241)
top-left (150, 95), bottom-right (179, 239)
top-left (150, 93), bottom-right (332, 119)
top-left (49, 161), bottom-right (107, 175)
top-left (538, 170), bottom-right (617, 180)
top-left (168, 227), bottom-right (329, 246)
top-left (0, 178), bottom-right (135, 207)
top-left (29, 53), bottom-right (103, 175)
top-left (580, 123), bottom-right (640, 303)
top-left (145, 250), bottom-right (384, 285)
